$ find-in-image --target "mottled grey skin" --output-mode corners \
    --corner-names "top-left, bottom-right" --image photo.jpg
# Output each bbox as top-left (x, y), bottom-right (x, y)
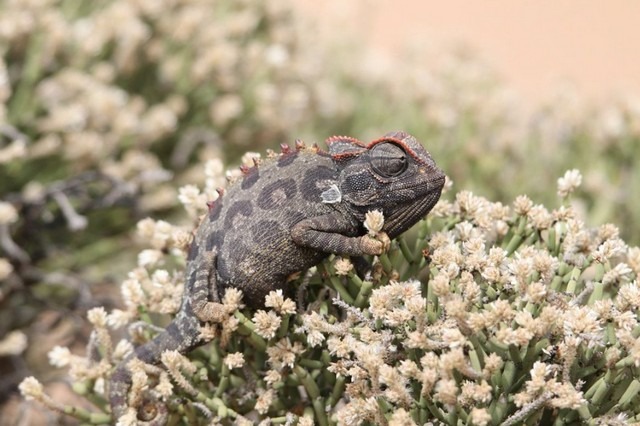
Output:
top-left (109, 131), bottom-right (445, 423)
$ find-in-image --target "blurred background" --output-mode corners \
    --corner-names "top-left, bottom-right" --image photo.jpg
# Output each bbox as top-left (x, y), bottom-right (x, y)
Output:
top-left (297, 0), bottom-right (640, 104)
top-left (1, 1), bottom-right (638, 423)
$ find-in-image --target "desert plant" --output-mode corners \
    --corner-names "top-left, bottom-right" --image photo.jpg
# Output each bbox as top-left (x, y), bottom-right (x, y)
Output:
top-left (20, 168), bottom-right (640, 425)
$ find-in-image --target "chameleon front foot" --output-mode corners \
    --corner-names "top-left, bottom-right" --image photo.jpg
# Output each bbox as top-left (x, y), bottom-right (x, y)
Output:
top-left (361, 231), bottom-right (391, 255)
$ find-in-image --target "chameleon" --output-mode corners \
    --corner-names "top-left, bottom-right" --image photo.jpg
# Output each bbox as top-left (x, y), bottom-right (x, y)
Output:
top-left (108, 131), bottom-right (446, 424)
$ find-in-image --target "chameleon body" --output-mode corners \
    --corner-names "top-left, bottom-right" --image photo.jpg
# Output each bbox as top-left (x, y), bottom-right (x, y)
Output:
top-left (109, 131), bottom-right (445, 423)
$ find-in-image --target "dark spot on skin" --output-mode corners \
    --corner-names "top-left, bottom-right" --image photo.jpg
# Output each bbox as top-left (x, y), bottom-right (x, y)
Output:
top-left (224, 200), bottom-right (253, 228)
top-left (257, 178), bottom-right (297, 210)
top-left (208, 199), bottom-right (223, 222)
top-left (300, 166), bottom-right (338, 202)
top-left (165, 322), bottom-right (182, 343)
top-left (187, 242), bottom-right (199, 261)
top-left (205, 230), bottom-right (225, 251)
top-left (277, 152), bottom-right (298, 167)
top-left (241, 168), bottom-right (260, 190)
top-left (136, 341), bottom-right (160, 364)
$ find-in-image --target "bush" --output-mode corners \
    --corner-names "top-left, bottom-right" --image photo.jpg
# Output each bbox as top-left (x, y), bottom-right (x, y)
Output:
top-left (20, 170), bottom-right (640, 425)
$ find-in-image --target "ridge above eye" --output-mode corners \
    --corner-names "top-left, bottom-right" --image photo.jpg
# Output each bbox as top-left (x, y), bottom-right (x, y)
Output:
top-left (370, 142), bottom-right (408, 177)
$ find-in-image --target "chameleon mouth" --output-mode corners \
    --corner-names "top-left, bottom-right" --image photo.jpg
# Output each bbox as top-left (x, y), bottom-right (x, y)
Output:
top-left (384, 174), bottom-right (445, 238)
top-left (400, 171), bottom-right (446, 198)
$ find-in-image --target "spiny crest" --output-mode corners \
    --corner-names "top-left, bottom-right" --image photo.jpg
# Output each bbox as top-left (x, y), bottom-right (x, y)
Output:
top-left (238, 139), bottom-right (320, 176)
top-left (326, 132), bottom-right (433, 165)
top-left (280, 143), bottom-right (291, 154)
top-left (239, 164), bottom-right (251, 175)
top-left (325, 135), bottom-right (367, 160)
top-left (206, 187), bottom-right (225, 211)
top-left (238, 154), bottom-right (263, 179)
top-left (233, 139), bottom-right (315, 187)
top-left (369, 131), bottom-right (434, 166)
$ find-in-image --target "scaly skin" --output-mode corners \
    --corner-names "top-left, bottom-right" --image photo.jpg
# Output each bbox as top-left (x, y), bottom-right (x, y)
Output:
top-left (108, 131), bottom-right (446, 424)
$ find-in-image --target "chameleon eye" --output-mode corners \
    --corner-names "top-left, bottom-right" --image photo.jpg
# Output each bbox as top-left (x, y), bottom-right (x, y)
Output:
top-left (370, 142), bottom-right (408, 177)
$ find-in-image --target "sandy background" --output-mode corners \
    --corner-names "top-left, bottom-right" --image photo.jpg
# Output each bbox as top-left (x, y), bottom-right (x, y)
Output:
top-left (295, 1), bottom-right (640, 105)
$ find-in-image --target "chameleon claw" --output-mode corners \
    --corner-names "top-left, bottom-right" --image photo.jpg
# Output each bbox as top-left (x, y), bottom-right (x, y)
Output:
top-left (375, 231), bottom-right (391, 254)
top-left (359, 232), bottom-right (391, 256)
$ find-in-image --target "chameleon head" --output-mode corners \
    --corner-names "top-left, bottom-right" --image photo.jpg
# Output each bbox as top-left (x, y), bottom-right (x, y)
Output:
top-left (327, 131), bottom-right (446, 238)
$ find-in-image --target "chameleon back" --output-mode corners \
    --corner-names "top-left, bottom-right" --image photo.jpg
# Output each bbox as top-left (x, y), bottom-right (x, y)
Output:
top-left (187, 149), bottom-right (350, 307)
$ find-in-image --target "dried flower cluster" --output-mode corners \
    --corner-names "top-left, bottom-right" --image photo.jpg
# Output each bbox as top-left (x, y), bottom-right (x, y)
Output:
top-left (19, 170), bottom-right (640, 425)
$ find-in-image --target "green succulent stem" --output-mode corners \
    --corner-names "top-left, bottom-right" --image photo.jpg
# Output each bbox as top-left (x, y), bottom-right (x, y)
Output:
top-left (318, 263), bottom-right (354, 304)
top-left (327, 375), bottom-right (345, 407)
top-left (234, 311), bottom-right (267, 351)
top-left (61, 404), bottom-right (111, 424)
top-left (276, 314), bottom-right (290, 339)
top-left (354, 279), bottom-right (374, 308)
top-left (379, 252), bottom-right (394, 274)
top-left (293, 365), bottom-right (327, 426)
top-left (618, 379), bottom-right (640, 408)
top-left (214, 364), bottom-right (230, 397)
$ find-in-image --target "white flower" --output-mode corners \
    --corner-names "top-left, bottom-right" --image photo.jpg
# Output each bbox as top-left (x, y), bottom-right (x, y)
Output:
top-left (137, 249), bottom-right (163, 267)
top-left (364, 210), bottom-right (384, 235)
top-left (48, 346), bottom-right (73, 367)
top-left (19, 377), bottom-right (44, 400)
top-left (0, 330), bottom-right (27, 356)
top-left (223, 352), bottom-right (245, 369)
top-left (178, 184), bottom-right (202, 210)
top-left (264, 289), bottom-right (296, 314)
top-left (87, 307), bottom-right (108, 327)
top-left (121, 277), bottom-right (145, 308)
top-left (557, 169), bottom-right (582, 198)
top-left (136, 217), bottom-right (156, 240)
top-left (151, 269), bottom-right (171, 287)
top-left (107, 309), bottom-right (135, 329)
top-left (113, 340), bottom-right (134, 360)
top-left (253, 310), bottom-right (281, 339)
